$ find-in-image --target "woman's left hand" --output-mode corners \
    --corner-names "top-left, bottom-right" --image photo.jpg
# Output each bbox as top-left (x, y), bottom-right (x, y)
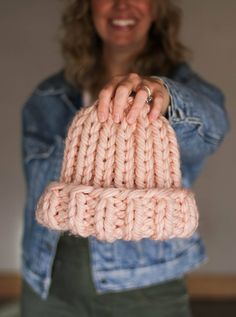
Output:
top-left (96, 73), bottom-right (170, 124)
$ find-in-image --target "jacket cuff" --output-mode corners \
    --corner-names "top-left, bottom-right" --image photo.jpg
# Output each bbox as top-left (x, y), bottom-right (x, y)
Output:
top-left (150, 76), bottom-right (173, 119)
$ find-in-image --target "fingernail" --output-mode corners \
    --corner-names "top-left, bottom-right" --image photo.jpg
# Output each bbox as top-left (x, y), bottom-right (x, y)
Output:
top-left (98, 112), bottom-right (105, 122)
top-left (114, 113), bottom-right (120, 123)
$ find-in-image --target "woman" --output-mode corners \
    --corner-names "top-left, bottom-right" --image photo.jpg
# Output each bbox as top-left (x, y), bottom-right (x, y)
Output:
top-left (20, 0), bottom-right (230, 316)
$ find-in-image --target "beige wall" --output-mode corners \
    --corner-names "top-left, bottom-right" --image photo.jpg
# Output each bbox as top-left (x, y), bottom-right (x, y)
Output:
top-left (0, 0), bottom-right (235, 273)
top-left (181, 0), bottom-right (236, 273)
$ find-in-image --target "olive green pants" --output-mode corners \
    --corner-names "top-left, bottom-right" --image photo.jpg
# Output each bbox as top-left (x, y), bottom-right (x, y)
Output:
top-left (20, 234), bottom-right (193, 317)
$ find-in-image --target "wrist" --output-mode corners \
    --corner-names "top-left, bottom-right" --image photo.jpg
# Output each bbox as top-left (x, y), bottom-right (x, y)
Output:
top-left (150, 76), bottom-right (172, 118)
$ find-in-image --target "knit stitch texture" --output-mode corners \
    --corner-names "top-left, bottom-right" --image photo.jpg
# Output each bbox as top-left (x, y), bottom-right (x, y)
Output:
top-left (35, 100), bottom-right (199, 242)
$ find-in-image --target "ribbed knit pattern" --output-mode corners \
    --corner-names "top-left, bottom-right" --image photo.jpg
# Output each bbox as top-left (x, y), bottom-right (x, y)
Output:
top-left (36, 101), bottom-right (199, 242)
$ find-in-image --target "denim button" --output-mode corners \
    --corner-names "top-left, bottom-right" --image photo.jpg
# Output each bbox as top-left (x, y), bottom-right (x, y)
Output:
top-left (100, 278), bottom-right (107, 284)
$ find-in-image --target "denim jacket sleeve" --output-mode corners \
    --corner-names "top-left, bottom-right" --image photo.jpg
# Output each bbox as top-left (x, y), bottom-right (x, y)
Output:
top-left (154, 63), bottom-right (230, 168)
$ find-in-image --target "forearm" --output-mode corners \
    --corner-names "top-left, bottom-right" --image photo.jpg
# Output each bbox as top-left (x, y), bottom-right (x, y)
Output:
top-left (153, 71), bottom-right (230, 165)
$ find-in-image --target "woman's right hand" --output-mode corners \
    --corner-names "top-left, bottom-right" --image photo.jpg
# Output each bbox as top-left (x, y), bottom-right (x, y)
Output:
top-left (96, 73), bottom-right (170, 125)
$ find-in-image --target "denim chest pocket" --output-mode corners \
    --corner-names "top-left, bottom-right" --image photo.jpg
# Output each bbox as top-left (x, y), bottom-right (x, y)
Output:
top-left (24, 133), bottom-right (64, 173)
top-left (23, 134), bottom-right (65, 231)
top-left (24, 138), bottom-right (56, 163)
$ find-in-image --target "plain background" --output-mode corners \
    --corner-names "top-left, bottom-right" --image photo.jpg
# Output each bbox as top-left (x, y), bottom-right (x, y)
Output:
top-left (0, 0), bottom-right (235, 274)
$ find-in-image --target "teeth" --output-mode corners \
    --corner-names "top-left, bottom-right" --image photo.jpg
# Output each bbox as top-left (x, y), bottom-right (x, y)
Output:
top-left (112, 19), bottom-right (135, 27)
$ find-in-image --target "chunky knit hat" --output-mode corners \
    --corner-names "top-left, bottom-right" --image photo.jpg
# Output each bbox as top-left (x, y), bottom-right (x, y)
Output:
top-left (35, 101), bottom-right (199, 242)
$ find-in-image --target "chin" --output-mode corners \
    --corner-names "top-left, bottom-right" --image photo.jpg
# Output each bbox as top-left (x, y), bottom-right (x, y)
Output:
top-left (112, 42), bottom-right (133, 48)
top-left (107, 38), bottom-right (141, 50)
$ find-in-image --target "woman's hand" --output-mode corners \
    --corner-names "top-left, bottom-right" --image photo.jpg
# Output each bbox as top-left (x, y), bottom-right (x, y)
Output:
top-left (97, 73), bottom-right (170, 124)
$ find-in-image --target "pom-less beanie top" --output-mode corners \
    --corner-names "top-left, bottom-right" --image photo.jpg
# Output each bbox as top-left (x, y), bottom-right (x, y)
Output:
top-left (36, 101), bottom-right (199, 242)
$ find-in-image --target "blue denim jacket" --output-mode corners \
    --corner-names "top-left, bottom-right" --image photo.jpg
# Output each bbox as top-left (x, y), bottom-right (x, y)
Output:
top-left (21, 62), bottom-right (230, 300)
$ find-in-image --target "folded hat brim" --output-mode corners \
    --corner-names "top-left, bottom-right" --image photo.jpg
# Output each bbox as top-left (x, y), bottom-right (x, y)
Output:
top-left (36, 181), bottom-right (199, 242)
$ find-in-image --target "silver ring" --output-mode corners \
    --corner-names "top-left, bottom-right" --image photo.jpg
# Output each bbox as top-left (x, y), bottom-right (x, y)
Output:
top-left (141, 85), bottom-right (153, 104)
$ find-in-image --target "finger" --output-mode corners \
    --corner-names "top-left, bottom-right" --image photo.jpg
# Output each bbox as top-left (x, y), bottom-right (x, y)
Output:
top-left (112, 82), bottom-right (133, 123)
top-left (148, 89), bottom-right (165, 122)
top-left (126, 86), bottom-right (150, 124)
top-left (97, 75), bottom-right (124, 122)
top-left (112, 73), bottom-right (141, 123)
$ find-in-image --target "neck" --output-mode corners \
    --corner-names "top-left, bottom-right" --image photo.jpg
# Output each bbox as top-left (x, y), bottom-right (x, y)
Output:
top-left (102, 42), bottom-right (146, 80)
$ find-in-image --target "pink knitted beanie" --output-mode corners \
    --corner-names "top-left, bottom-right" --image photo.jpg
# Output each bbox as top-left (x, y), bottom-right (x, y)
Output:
top-left (35, 101), bottom-right (199, 242)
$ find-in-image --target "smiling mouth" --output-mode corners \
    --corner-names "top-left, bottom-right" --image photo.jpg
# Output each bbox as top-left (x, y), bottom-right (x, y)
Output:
top-left (110, 19), bottom-right (136, 27)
